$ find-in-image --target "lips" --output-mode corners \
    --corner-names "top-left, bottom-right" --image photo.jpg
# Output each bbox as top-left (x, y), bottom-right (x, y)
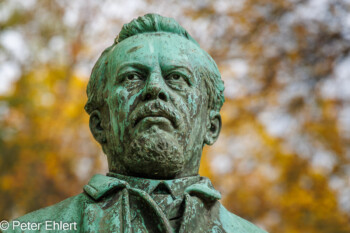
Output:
top-left (130, 101), bottom-right (180, 128)
top-left (134, 113), bottom-right (174, 128)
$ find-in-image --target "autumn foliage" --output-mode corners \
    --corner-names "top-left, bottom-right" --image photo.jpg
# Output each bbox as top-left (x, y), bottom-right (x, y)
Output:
top-left (1, 1), bottom-right (350, 232)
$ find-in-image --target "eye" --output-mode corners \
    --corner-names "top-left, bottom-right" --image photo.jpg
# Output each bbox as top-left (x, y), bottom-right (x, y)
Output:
top-left (127, 74), bottom-right (139, 80)
top-left (171, 74), bottom-right (180, 80)
top-left (164, 72), bottom-right (190, 90)
top-left (167, 73), bottom-right (183, 81)
top-left (122, 72), bottom-right (143, 83)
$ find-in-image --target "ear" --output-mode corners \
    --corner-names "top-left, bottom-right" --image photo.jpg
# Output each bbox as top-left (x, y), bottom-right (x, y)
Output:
top-left (89, 110), bottom-right (107, 144)
top-left (204, 110), bottom-right (222, 145)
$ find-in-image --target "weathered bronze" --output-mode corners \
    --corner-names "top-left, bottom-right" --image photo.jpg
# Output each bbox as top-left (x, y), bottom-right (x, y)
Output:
top-left (7, 14), bottom-right (267, 232)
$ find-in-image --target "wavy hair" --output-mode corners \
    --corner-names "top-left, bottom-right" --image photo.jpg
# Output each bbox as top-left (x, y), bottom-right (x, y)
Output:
top-left (85, 13), bottom-right (224, 115)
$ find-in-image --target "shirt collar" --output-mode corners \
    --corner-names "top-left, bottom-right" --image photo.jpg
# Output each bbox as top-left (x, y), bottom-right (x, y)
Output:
top-left (107, 172), bottom-right (200, 198)
top-left (84, 173), bottom-right (221, 202)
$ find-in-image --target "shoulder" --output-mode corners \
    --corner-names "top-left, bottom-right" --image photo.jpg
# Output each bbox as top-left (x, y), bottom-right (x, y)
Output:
top-left (16, 193), bottom-right (89, 222)
top-left (5, 193), bottom-right (90, 232)
top-left (218, 204), bottom-right (268, 233)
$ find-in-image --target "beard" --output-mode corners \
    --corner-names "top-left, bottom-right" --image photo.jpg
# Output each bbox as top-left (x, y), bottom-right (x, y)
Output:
top-left (122, 128), bottom-right (184, 179)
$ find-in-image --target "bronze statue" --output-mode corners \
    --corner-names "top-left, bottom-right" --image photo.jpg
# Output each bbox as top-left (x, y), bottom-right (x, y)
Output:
top-left (6, 14), bottom-right (267, 233)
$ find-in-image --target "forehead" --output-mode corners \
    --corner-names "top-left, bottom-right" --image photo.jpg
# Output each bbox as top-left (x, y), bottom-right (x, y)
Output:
top-left (109, 33), bottom-right (207, 70)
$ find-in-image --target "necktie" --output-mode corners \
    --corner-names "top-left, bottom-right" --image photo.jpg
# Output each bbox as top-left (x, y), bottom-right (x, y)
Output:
top-left (151, 182), bottom-right (184, 231)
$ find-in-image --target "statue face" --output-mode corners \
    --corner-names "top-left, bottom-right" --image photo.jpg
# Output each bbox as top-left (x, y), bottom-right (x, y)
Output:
top-left (103, 33), bottom-right (210, 178)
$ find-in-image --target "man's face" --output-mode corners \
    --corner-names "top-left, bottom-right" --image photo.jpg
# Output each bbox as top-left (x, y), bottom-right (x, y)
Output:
top-left (103, 33), bottom-right (210, 179)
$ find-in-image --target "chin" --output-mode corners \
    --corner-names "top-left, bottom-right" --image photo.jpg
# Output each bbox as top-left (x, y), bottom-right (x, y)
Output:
top-left (123, 128), bottom-right (185, 179)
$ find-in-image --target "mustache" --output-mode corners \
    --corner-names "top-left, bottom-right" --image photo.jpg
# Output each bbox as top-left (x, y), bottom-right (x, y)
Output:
top-left (130, 101), bottom-right (181, 128)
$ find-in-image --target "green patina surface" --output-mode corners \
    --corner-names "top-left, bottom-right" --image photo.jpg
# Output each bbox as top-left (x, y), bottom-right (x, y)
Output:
top-left (5, 14), bottom-right (267, 232)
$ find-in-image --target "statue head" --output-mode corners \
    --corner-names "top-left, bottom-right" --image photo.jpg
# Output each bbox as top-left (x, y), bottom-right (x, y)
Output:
top-left (85, 14), bottom-right (225, 179)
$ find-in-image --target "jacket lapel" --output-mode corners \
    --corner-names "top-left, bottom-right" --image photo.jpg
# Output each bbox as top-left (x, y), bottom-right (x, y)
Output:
top-left (179, 177), bottom-right (224, 233)
top-left (82, 174), bottom-right (224, 233)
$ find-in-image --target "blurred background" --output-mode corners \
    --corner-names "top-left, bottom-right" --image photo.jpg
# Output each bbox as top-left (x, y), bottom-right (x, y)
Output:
top-left (1, 0), bottom-right (350, 232)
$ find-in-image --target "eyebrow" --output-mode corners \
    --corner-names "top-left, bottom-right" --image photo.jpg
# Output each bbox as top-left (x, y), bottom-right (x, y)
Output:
top-left (116, 62), bottom-right (149, 76)
top-left (163, 65), bottom-right (193, 74)
top-left (116, 63), bottom-right (196, 85)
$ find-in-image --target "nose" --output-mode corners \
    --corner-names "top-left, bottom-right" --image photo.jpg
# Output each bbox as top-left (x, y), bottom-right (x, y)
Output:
top-left (142, 73), bottom-right (169, 102)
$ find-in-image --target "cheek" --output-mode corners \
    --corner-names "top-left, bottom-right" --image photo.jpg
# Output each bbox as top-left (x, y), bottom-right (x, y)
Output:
top-left (189, 92), bottom-right (203, 116)
top-left (108, 88), bottom-right (128, 114)
top-left (107, 88), bottom-right (136, 140)
top-left (186, 89), bottom-right (208, 133)
top-left (182, 89), bottom-right (206, 119)
top-left (172, 89), bottom-right (207, 135)
top-left (109, 88), bottom-right (141, 114)
top-left (171, 87), bottom-right (206, 116)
